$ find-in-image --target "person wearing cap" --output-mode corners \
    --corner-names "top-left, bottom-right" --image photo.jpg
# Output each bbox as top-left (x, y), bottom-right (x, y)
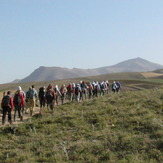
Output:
top-left (1, 91), bottom-right (14, 125)
top-left (13, 86), bottom-right (25, 121)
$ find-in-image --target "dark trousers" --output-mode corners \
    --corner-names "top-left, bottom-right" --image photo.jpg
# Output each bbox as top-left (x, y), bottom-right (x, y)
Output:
top-left (2, 106), bottom-right (12, 124)
top-left (14, 105), bottom-right (23, 121)
top-left (39, 97), bottom-right (46, 108)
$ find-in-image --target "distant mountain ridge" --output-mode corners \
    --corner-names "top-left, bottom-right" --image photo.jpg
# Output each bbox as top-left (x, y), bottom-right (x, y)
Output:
top-left (19, 57), bottom-right (163, 83)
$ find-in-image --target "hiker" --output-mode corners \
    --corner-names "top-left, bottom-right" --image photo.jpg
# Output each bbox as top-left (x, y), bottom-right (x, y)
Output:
top-left (46, 85), bottom-right (56, 111)
top-left (38, 86), bottom-right (46, 113)
top-left (80, 81), bottom-right (88, 101)
top-left (54, 85), bottom-right (62, 105)
top-left (60, 85), bottom-right (67, 105)
top-left (105, 80), bottom-right (110, 94)
top-left (72, 83), bottom-right (76, 101)
top-left (1, 91), bottom-right (14, 125)
top-left (112, 81), bottom-right (118, 93)
top-left (26, 86), bottom-right (38, 116)
top-left (93, 81), bottom-right (100, 97)
top-left (13, 86), bottom-right (25, 121)
top-left (20, 87), bottom-right (26, 114)
top-left (75, 83), bottom-right (82, 102)
top-left (87, 82), bottom-right (93, 99)
top-left (100, 81), bottom-right (105, 96)
top-left (67, 83), bottom-right (74, 101)
top-left (116, 81), bottom-right (121, 93)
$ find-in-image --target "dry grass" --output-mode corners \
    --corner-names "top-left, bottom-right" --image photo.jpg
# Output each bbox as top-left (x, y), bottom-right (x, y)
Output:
top-left (141, 72), bottom-right (163, 78)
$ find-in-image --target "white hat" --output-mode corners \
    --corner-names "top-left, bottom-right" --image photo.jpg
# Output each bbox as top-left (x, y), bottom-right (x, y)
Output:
top-left (18, 86), bottom-right (22, 91)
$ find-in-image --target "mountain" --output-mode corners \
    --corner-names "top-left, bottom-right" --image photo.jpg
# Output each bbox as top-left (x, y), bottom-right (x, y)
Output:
top-left (96, 57), bottom-right (163, 73)
top-left (20, 57), bottom-right (163, 83)
top-left (20, 66), bottom-right (100, 83)
top-left (10, 79), bottom-right (22, 83)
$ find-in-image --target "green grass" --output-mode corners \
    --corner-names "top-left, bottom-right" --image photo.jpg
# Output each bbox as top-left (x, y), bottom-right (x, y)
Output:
top-left (0, 88), bottom-right (163, 162)
top-left (142, 79), bottom-right (163, 84)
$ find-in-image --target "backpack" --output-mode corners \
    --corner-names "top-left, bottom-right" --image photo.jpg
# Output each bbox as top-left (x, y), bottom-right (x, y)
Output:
top-left (88, 85), bottom-right (92, 90)
top-left (2, 95), bottom-right (10, 107)
top-left (29, 90), bottom-right (35, 99)
top-left (100, 83), bottom-right (104, 89)
top-left (67, 85), bottom-right (72, 92)
top-left (75, 87), bottom-right (81, 94)
top-left (13, 93), bottom-right (22, 105)
top-left (39, 87), bottom-right (45, 97)
top-left (46, 90), bottom-right (54, 103)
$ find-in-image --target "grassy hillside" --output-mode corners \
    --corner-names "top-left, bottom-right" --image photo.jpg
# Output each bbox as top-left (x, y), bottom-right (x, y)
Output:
top-left (0, 89), bottom-right (162, 162)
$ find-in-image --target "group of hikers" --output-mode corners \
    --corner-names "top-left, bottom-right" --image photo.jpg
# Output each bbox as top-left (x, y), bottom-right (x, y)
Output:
top-left (0, 80), bottom-right (121, 125)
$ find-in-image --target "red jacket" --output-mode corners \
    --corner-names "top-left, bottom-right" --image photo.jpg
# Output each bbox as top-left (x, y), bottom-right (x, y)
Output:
top-left (19, 92), bottom-right (25, 106)
top-left (9, 96), bottom-right (14, 110)
top-left (13, 91), bottom-right (25, 107)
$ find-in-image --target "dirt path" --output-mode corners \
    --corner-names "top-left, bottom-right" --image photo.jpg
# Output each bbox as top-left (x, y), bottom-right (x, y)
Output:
top-left (0, 107), bottom-right (41, 128)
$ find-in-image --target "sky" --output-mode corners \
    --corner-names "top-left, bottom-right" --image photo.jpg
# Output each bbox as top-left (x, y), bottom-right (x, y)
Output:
top-left (0, 0), bottom-right (163, 84)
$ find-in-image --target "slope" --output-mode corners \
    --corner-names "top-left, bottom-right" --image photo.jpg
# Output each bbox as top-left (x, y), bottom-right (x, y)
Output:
top-left (0, 89), bottom-right (162, 162)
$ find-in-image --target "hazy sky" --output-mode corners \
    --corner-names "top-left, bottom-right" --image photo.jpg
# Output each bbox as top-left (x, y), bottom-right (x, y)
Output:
top-left (0, 0), bottom-right (163, 84)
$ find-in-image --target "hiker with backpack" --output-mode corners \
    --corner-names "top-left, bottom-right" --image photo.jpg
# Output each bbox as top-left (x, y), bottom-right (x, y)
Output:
top-left (112, 81), bottom-right (118, 93)
top-left (13, 86), bottom-right (25, 121)
top-left (38, 86), bottom-right (46, 113)
top-left (20, 88), bottom-right (26, 114)
top-left (105, 80), bottom-right (110, 94)
top-left (54, 85), bottom-right (62, 106)
top-left (93, 81), bottom-right (100, 98)
top-left (1, 91), bottom-right (14, 125)
top-left (116, 81), bottom-right (121, 93)
top-left (26, 86), bottom-right (38, 116)
top-left (46, 85), bottom-right (56, 111)
top-left (75, 83), bottom-right (82, 102)
top-left (80, 81), bottom-right (88, 101)
top-left (60, 85), bottom-right (67, 105)
top-left (100, 81), bottom-right (105, 96)
top-left (67, 83), bottom-right (74, 101)
top-left (87, 82), bottom-right (93, 99)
